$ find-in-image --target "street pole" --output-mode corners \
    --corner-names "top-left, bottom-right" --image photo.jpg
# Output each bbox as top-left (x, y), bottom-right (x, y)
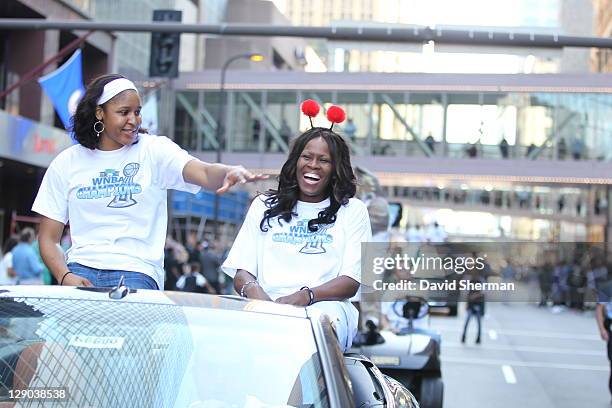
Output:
top-left (2, 20), bottom-right (612, 50)
top-left (213, 53), bottom-right (264, 239)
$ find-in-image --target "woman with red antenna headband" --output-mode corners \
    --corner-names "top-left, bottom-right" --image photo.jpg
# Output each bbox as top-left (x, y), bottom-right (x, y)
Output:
top-left (222, 100), bottom-right (372, 351)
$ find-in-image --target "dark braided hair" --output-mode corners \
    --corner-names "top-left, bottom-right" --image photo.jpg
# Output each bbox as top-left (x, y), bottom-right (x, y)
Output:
top-left (70, 73), bottom-right (126, 150)
top-left (259, 127), bottom-right (356, 232)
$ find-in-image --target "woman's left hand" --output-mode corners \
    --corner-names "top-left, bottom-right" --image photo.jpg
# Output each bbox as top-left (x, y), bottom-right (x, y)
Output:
top-left (216, 165), bottom-right (268, 194)
top-left (276, 290), bottom-right (310, 306)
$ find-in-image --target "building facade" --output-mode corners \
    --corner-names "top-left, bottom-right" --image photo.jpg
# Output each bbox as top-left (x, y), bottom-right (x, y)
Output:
top-left (204, 0), bottom-right (307, 71)
top-left (0, 0), bottom-right (114, 240)
top-left (278, 0), bottom-right (594, 74)
top-left (0, 0), bottom-right (609, 244)
top-left (593, 0), bottom-right (612, 72)
top-left (173, 70), bottom-right (612, 242)
top-left (0, 0), bottom-right (228, 241)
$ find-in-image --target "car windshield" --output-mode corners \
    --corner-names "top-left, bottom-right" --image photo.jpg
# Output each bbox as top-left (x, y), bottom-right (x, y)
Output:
top-left (0, 296), bottom-right (329, 408)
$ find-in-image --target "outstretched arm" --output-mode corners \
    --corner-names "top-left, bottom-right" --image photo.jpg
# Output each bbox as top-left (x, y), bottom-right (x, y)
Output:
top-left (182, 160), bottom-right (267, 194)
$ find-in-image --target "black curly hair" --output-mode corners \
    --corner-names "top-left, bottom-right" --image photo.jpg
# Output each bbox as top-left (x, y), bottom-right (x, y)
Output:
top-left (260, 127), bottom-right (356, 232)
top-left (70, 73), bottom-right (126, 150)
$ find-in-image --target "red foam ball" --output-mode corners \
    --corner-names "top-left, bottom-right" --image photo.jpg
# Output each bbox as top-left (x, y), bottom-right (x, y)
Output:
top-left (301, 99), bottom-right (320, 117)
top-left (326, 105), bottom-right (346, 124)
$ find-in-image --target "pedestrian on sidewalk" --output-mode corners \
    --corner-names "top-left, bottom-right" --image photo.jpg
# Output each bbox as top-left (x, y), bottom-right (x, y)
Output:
top-left (595, 282), bottom-right (612, 400)
top-left (0, 236), bottom-right (18, 285)
top-left (12, 228), bottom-right (43, 285)
top-left (461, 267), bottom-right (486, 344)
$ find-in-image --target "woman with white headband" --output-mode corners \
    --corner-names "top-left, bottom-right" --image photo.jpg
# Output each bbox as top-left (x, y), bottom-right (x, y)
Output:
top-left (32, 73), bottom-right (266, 290)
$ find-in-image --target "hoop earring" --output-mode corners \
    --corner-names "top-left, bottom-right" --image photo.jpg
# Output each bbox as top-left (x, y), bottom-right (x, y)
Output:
top-left (93, 120), bottom-right (105, 138)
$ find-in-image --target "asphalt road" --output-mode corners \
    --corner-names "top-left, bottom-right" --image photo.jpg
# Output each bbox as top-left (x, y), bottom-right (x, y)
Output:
top-left (430, 302), bottom-right (609, 408)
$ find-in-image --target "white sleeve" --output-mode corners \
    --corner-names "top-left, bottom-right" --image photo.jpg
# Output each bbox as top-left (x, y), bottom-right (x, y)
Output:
top-left (32, 164), bottom-right (69, 224)
top-left (340, 200), bottom-right (372, 283)
top-left (196, 274), bottom-right (207, 287)
top-left (6, 253), bottom-right (12, 269)
top-left (221, 198), bottom-right (264, 279)
top-left (149, 136), bottom-right (200, 193)
top-left (176, 276), bottom-right (186, 290)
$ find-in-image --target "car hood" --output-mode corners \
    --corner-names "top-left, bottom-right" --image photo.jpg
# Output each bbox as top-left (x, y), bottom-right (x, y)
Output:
top-left (0, 285), bottom-right (308, 318)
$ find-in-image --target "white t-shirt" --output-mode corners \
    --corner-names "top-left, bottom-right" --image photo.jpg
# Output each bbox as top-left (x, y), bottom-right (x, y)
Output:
top-left (222, 196), bottom-right (372, 299)
top-left (0, 252), bottom-right (16, 285)
top-left (32, 134), bottom-right (200, 289)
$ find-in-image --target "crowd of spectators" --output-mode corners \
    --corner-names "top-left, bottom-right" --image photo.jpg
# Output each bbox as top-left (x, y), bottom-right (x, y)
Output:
top-left (163, 232), bottom-right (228, 294)
top-left (0, 227), bottom-right (229, 294)
top-left (535, 252), bottom-right (608, 311)
top-left (2, 224), bottom-right (610, 310)
top-left (0, 227), bottom-right (71, 286)
top-left (392, 186), bottom-right (607, 219)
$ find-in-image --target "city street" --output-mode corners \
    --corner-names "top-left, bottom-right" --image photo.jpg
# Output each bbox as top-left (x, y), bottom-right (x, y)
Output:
top-left (433, 303), bottom-right (609, 408)
top-left (1, 1), bottom-right (612, 406)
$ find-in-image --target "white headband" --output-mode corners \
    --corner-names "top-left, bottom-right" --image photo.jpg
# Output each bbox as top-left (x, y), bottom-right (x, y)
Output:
top-left (97, 78), bottom-right (138, 105)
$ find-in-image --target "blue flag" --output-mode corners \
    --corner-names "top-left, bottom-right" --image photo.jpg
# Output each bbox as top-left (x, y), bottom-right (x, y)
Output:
top-left (38, 49), bottom-right (85, 129)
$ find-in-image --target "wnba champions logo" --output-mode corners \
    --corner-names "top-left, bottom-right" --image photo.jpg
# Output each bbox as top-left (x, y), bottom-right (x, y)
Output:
top-left (76, 162), bottom-right (142, 207)
top-left (299, 223), bottom-right (332, 254)
top-left (272, 219), bottom-right (334, 254)
top-left (108, 163), bottom-right (141, 208)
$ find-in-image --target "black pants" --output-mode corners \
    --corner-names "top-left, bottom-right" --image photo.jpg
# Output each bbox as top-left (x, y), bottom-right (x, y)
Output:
top-left (608, 337), bottom-right (612, 396)
top-left (606, 319), bottom-right (612, 396)
top-left (462, 304), bottom-right (482, 341)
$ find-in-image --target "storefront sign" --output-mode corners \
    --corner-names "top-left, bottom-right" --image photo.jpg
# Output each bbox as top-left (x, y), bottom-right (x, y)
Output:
top-left (0, 109), bottom-right (72, 168)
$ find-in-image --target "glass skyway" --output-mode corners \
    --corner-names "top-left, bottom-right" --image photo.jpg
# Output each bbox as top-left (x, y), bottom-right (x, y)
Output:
top-left (173, 71), bottom-right (612, 161)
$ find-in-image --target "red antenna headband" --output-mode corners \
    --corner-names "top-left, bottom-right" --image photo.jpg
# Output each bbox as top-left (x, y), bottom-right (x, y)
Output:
top-left (300, 99), bottom-right (346, 130)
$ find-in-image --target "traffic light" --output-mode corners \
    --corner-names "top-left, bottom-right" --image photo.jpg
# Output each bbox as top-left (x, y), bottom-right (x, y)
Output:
top-left (149, 10), bottom-right (182, 78)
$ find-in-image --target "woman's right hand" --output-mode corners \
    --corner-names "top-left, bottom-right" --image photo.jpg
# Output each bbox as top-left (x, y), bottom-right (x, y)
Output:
top-left (245, 284), bottom-right (273, 301)
top-left (235, 269), bottom-right (272, 301)
top-left (216, 166), bottom-right (268, 194)
top-left (61, 273), bottom-right (93, 287)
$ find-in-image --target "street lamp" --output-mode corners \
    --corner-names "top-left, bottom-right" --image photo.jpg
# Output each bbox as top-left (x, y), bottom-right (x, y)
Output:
top-left (213, 52), bottom-right (264, 238)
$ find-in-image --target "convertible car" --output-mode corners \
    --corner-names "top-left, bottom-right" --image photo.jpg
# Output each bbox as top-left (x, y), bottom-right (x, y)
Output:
top-left (0, 285), bottom-right (419, 408)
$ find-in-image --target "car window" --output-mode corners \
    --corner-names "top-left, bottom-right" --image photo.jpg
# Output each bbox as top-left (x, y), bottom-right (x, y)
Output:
top-left (0, 297), bottom-right (329, 408)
